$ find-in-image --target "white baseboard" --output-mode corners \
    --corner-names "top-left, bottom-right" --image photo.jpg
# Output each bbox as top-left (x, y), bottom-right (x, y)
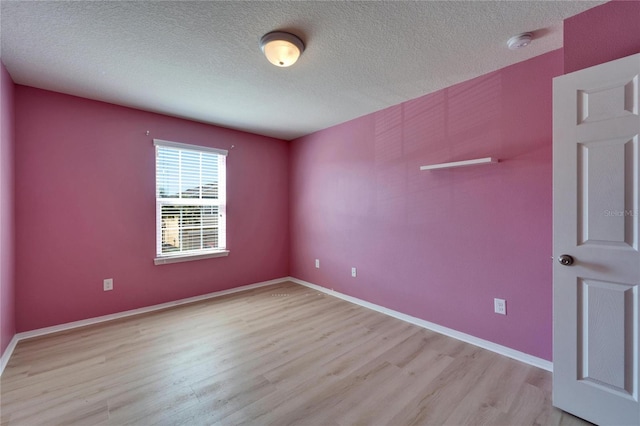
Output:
top-left (288, 276), bottom-right (553, 372)
top-left (0, 334), bottom-right (19, 376)
top-left (1, 276), bottom-right (553, 376)
top-left (0, 277), bottom-right (289, 376)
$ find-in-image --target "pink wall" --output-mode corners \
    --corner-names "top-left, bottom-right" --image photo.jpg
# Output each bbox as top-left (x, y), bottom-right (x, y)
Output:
top-left (0, 62), bottom-right (16, 356)
top-left (290, 50), bottom-right (563, 360)
top-left (564, 0), bottom-right (640, 74)
top-left (14, 87), bottom-right (289, 332)
top-left (7, 0), bottom-right (636, 359)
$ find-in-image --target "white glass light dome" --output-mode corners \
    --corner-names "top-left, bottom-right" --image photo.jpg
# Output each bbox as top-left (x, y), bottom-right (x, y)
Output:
top-left (260, 32), bottom-right (305, 67)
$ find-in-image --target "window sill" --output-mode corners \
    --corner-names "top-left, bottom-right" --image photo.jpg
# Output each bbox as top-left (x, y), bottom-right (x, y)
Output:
top-left (154, 250), bottom-right (230, 265)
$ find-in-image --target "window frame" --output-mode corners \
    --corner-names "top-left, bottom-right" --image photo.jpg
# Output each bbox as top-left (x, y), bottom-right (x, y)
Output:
top-left (153, 139), bottom-right (229, 265)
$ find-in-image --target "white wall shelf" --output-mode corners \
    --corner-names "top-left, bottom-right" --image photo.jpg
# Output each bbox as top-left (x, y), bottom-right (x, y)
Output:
top-left (419, 157), bottom-right (498, 171)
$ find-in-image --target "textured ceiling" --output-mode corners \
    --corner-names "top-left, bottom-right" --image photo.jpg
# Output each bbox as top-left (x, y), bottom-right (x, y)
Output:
top-left (0, 1), bottom-right (604, 140)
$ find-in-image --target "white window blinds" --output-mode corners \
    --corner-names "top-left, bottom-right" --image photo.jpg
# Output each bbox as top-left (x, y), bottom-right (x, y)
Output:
top-left (154, 139), bottom-right (227, 259)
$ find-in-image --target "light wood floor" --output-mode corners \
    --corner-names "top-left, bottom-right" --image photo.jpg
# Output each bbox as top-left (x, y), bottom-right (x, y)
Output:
top-left (1, 281), bottom-right (591, 425)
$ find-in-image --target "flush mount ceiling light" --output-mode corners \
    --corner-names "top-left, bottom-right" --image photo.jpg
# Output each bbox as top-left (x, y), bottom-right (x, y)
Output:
top-left (507, 32), bottom-right (533, 50)
top-left (260, 31), bottom-right (305, 67)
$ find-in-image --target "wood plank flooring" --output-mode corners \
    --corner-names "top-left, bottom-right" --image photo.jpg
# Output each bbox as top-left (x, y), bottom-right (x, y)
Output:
top-left (1, 281), bottom-right (591, 425)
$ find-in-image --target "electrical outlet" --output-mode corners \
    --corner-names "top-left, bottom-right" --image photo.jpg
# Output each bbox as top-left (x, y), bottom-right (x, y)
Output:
top-left (103, 278), bottom-right (113, 291)
top-left (494, 298), bottom-right (506, 315)
top-left (351, 267), bottom-right (357, 278)
top-left (315, 259), bottom-right (320, 268)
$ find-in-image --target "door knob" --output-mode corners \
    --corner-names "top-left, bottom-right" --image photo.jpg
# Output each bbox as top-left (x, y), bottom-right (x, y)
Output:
top-left (558, 254), bottom-right (574, 266)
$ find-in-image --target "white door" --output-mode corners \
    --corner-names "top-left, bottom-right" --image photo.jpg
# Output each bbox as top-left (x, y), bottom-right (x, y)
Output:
top-left (553, 53), bottom-right (640, 425)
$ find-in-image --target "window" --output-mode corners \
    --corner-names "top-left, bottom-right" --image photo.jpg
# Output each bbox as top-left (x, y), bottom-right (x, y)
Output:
top-left (154, 139), bottom-right (228, 265)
